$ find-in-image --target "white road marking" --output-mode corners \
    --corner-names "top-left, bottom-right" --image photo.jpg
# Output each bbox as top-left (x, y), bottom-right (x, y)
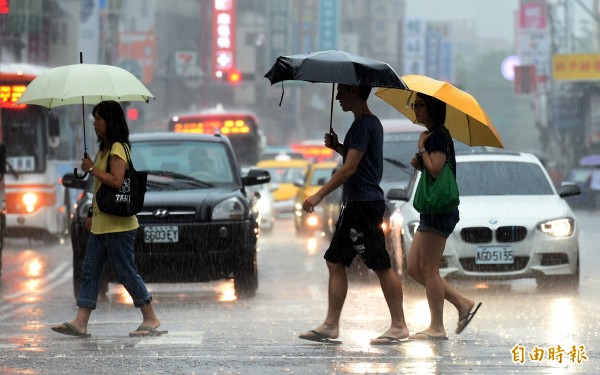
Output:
top-left (0, 263), bottom-right (72, 322)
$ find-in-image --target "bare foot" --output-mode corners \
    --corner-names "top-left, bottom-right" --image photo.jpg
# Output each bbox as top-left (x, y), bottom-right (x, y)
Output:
top-left (140, 318), bottom-right (161, 330)
top-left (371, 326), bottom-right (409, 343)
top-left (51, 321), bottom-right (87, 334)
top-left (299, 324), bottom-right (338, 340)
top-left (51, 321), bottom-right (90, 337)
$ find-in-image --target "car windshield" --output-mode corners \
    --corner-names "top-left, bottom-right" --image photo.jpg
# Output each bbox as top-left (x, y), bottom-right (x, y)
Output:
top-left (382, 132), bottom-right (470, 182)
top-left (382, 132), bottom-right (420, 181)
top-left (310, 168), bottom-right (334, 186)
top-left (130, 140), bottom-right (236, 187)
top-left (262, 167), bottom-right (305, 183)
top-left (457, 160), bottom-right (554, 196)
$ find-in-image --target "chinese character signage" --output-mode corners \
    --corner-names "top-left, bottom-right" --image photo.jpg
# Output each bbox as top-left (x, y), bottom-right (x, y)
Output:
top-left (518, 0), bottom-right (551, 92)
top-left (553, 54), bottom-right (600, 81)
top-left (403, 18), bottom-right (425, 75)
top-left (212, 0), bottom-right (236, 77)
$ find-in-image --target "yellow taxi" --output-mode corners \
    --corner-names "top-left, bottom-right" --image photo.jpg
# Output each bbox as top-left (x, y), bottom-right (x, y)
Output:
top-left (256, 154), bottom-right (311, 216)
top-left (293, 161), bottom-right (339, 236)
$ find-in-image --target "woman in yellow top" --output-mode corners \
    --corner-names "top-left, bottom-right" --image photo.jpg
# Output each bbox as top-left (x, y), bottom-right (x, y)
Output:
top-left (51, 101), bottom-right (166, 338)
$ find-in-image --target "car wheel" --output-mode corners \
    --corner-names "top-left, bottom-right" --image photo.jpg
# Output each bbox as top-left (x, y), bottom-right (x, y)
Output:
top-left (234, 251), bottom-right (258, 298)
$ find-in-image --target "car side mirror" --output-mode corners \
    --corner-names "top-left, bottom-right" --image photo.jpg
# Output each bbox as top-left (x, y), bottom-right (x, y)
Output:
top-left (387, 188), bottom-right (409, 201)
top-left (242, 169), bottom-right (271, 186)
top-left (62, 172), bottom-right (89, 190)
top-left (293, 178), bottom-right (304, 188)
top-left (558, 182), bottom-right (581, 198)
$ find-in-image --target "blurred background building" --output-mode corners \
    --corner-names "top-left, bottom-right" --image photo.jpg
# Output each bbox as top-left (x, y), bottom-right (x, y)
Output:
top-left (1, 0), bottom-right (600, 173)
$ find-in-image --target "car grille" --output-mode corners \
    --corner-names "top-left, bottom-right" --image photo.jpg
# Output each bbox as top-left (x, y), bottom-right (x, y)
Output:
top-left (137, 206), bottom-right (197, 224)
top-left (460, 226), bottom-right (527, 244)
top-left (540, 253), bottom-right (569, 266)
top-left (460, 227), bottom-right (492, 243)
top-left (496, 226), bottom-right (527, 242)
top-left (459, 256), bottom-right (530, 272)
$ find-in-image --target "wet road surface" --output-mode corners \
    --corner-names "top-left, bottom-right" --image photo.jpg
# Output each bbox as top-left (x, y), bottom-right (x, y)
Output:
top-left (0, 213), bottom-right (598, 374)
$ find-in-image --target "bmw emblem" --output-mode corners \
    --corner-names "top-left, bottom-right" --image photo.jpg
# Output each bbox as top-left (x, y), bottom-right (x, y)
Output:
top-left (489, 218), bottom-right (498, 224)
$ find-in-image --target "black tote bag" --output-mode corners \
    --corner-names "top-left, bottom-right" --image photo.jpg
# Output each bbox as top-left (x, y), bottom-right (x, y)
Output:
top-left (96, 143), bottom-right (147, 217)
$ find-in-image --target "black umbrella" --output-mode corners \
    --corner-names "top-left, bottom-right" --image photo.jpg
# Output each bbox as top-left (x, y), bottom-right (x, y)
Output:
top-left (264, 50), bottom-right (407, 133)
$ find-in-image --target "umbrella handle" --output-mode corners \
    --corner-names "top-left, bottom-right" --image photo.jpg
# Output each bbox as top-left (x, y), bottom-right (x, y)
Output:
top-left (74, 151), bottom-right (89, 179)
top-left (74, 168), bottom-right (88, 180)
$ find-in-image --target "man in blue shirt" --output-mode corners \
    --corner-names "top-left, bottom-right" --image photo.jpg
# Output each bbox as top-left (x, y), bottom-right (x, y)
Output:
top-left (299, 84), bottom-right (409, 345)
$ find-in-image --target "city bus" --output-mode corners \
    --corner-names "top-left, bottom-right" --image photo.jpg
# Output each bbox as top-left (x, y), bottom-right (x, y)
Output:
top-left (168, 105), bottom-right (266, 166)
top-left (1, 63), bottom-right (85, 242)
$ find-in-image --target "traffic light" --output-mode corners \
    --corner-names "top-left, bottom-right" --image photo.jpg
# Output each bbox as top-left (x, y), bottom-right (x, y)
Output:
top-left (227, 71), bottom-right (241, 84)
top-left (215, 70), bottom-right (254, 85)
top-left (125, 103), bottom-right (144, 125)
top-left (0, 0), bottom-right (9, 14)
top-left (127, 107), bottom-right (139, 121)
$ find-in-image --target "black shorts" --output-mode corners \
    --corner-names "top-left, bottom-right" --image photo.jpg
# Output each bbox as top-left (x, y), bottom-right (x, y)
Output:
top-left (417, 207), bottom-right (460, 238)
top-left (324, 200), bottom-right (391, 270)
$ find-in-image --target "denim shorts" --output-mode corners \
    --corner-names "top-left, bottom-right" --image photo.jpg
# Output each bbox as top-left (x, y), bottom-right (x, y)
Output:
top-left (417, 207), bottom-right (460, 238)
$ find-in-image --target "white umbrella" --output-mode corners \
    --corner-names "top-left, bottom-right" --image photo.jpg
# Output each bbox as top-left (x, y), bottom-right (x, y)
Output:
top-left (17, 63), bottom-right (154, 108)
top-left (17, 54), bottom-right (154, 177)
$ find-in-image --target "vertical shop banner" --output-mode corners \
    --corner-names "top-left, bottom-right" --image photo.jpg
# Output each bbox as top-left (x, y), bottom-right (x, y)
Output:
top-left (403, 18), bottom-right (425, 75)
top-left (118, 0), bottom-right (157, 84)
top-left (424, 22), bottom-right (452, 82)
top-left (518, 0), bottom-right (550, 92)
top-left (267, 0), bottom-right (289, 65)
top-left (79, 0), bottom-right (100, 64)
top-left (425, 24), bottom-right (441, 79)
top-left (212, 0), bottom-right (236, 77)
top-left (369, 0), bottom-right (401, 64)
top-left (292, 0), bottom-right (316, 54)
top-left (319, 0), bottom-right (338, 51)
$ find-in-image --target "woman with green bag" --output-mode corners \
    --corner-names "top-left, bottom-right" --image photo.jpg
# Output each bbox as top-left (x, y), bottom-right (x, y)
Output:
top-left (406, 93), bottom-right (481, 340)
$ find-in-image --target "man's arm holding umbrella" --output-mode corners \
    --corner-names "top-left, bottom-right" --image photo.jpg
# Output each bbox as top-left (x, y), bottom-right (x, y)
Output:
top-left (302, 148), bottom-right (363, 213)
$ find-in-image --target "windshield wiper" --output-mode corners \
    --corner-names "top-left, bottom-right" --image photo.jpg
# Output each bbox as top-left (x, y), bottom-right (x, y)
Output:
top-left (384, 157), bottom-right (411, 174)
top-left (144, 170), bottom-right (214, 187)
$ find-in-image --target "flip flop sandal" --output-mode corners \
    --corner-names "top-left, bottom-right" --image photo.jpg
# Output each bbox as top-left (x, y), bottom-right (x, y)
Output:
top-left (299, 329), bottom-right (341, 344)
top-left (456, 302), bottom-right (482, 334)
top-left (51, 322), bottom-right (91, 338)
top-left (129, 325), bottom-right (169, 337)
top-left (370, 335), bottom-right (408, 345)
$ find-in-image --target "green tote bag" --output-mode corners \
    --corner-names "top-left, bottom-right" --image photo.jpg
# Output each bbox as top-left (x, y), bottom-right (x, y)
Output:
top-left (413, 162), bottom-right (460, 214)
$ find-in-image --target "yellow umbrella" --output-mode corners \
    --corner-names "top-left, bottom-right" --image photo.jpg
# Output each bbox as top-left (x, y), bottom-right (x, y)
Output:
top-left (375, 75), bottom-right (504, 148)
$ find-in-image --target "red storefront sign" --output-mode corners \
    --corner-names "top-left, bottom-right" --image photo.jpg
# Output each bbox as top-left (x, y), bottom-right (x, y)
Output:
top-left (212, 0), bottom-right (236, 78)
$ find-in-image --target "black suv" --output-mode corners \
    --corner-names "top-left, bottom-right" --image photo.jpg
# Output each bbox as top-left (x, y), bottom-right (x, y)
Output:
top-left (62, 132), bottom-right (270, 298)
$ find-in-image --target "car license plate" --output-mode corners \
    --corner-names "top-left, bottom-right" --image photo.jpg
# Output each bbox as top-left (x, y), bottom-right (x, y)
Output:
top-left (475, 246), bottom-right (513, 264)
top-left (144, 226), bottom-right (179, 243)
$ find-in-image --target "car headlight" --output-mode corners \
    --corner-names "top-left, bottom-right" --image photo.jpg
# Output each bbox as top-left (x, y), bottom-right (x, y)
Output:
top-left (212, 197), bottom-right (248, 221)
top-left (255, 197), bottom-right (270, 213)
top-left (537, 218), bottom-right (574, 237)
